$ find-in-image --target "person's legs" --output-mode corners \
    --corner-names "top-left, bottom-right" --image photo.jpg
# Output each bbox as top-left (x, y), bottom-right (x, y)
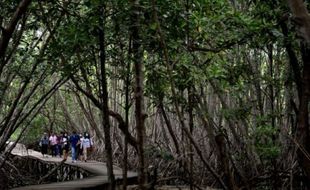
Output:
top-left (41, 145), bottom-right (46, 157)
top-left (75, 146), bottom-right (78, 160)
top-left (52, 145), bottom-right (56, 156)
top-left (79, 147), bottom-right (83, 160)
top-left (71, 146), bottom-right (76, 162)
top-left (58, 144), bottom-right (62, 157)
top-left (63, 149), bottom-right (68, 160)
top-left (55, 145), bottom-right (59, 156)
top-left (83, 147), bottom-right (87, 162)
top-left (50, 145), bottom-right (54, 157)
top-left (41, 146), bottom-right (44, 156)
top-left (76, 147), bottom-right (79, 160)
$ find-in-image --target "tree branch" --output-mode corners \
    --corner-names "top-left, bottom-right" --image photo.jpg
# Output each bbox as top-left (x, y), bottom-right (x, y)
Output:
top-left (0, 0), bottom-right (32, 69)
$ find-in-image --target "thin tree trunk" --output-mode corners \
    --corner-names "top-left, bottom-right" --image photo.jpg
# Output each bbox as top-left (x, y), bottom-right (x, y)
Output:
top-left (99, 4), bottom-right (115, 190)
top-left (74, 91), bottom-right (103, 140)
top-left (122, 35), bottom-right (132, 190)
top-left (268, 44), bottom-right (279, 190)
top-left (215, 132), bottom-right (236, 190)
top-left (158, 101), bottom-right (180, 155)
top-left (187, 87), bottom-right (194, 190)
top-left (130, 0), bottom-right (147, 188)
top-left (58, 91), bottom-right (79, 131)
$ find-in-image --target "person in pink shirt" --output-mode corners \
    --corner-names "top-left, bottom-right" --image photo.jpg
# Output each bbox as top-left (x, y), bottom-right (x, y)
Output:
top-left (49, 133), bottom-right (57, 157)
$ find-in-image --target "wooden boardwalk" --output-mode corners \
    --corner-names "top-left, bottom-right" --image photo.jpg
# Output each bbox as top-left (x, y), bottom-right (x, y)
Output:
top-left (10, 144), bottom-right (137, 190)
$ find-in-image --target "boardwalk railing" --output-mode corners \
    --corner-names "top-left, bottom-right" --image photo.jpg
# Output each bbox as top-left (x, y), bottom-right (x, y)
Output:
top-left (13, 155), bottom-right (91, 183)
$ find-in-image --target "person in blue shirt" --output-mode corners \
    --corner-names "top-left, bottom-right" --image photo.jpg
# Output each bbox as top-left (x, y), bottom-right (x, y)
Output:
top-left (69, 131), bottom-right (80, 163)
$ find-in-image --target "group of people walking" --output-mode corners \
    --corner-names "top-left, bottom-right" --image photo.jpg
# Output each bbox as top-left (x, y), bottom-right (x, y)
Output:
top-left (39, 131), bottom-right (93, 163)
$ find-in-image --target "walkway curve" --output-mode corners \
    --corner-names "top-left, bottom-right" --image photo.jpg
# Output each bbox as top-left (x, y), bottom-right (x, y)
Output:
top-left (10, 143), bottom-right (137, 190)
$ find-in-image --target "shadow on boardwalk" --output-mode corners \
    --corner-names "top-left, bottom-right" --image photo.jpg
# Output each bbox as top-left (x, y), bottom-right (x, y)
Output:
top-left (10, 144), bottom-right (137, 190)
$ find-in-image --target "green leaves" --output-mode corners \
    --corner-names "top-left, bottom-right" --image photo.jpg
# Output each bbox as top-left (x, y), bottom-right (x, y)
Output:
top-left (254, 124), bottom-right (280, 160)
top-left (145, 62), bottom-right (169, 100)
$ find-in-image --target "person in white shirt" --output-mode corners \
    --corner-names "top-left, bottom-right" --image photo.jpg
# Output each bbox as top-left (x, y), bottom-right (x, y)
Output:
top-left (81, 132), bottom-right (92, 162)
top-left (61, 132), bottom-right (69, 161)
top-left (49, 133), bottom-right (57, 157)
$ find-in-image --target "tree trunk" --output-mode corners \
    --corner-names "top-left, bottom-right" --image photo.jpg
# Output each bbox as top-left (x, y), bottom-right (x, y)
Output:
top-left (58, 91), bottom-right (79, 131)
top-left (296, 44), bottom-right (310, 187)
top-left (130, 1), bottom-right (147, 188)
top-left (158, 101), bottom-right (180, 155)
top-left (287, 0), bottom-right (310, 186)
top-left (99, 4), bottom-right (115, 190)
top-left (122, 35), bottom-right (132, 190)
top-left (187, 87), bottom-right (194, 190)
top-left (215, 132), bottom-right (236, 190)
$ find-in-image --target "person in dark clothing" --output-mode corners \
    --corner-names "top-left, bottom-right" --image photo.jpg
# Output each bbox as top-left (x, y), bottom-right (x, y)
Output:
top-left (77, 133), bottom-right (83, 161)
top-left (40, 132), bottom-right (49, 158)
top-left (56, 133), bottom-right (62, 157)
top-left (69, 131), bottom-right (80, 163)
